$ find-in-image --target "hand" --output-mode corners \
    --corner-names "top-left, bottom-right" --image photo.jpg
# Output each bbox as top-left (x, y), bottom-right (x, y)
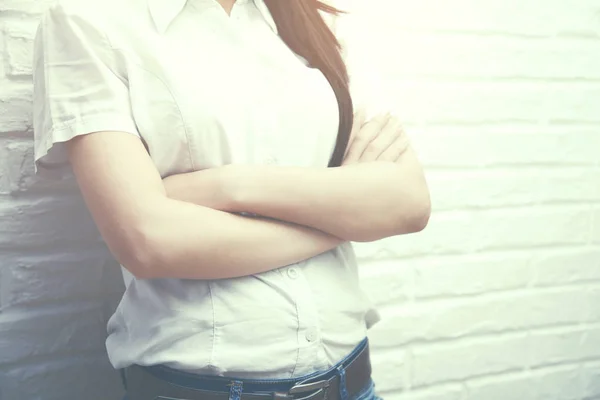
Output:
top-left (342, 109), bottom-right (411, 165)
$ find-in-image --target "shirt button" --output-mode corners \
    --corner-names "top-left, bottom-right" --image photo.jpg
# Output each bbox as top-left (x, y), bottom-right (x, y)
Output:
top-left (305, 327), bottom-right (318, 343)
top-left (287, 268), bottom-right (299, 279)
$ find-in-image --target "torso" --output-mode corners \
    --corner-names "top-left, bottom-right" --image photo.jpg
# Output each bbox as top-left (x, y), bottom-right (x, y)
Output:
top-left (67, 0), bottom-right (380, 378)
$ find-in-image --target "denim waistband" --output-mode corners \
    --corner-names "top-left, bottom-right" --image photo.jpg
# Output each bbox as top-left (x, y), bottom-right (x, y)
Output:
top-left (130, 338), bottom-right (369, 394)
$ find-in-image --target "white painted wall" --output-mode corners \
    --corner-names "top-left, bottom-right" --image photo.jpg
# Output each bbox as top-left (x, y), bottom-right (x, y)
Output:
top-left (1, 0), bottom-right (599, 399)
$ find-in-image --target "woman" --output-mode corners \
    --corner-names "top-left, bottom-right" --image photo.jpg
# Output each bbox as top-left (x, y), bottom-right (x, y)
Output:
top-left (32, 0), bottom-right (430, 399)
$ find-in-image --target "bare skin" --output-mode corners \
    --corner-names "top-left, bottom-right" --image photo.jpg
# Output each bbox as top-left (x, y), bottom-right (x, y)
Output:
top-left (66, 106), bottom-right (429, 280)
top-left (163, 112), bottom-right (429, 242)
top-left (65, 0), bottom-right (430, 280)
top-left (217, 0), bottom-right (236, 15)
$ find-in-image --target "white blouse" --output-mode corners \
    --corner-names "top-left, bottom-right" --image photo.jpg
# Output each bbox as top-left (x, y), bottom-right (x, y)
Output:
top-left (32, 0), bottom-right (380, 379)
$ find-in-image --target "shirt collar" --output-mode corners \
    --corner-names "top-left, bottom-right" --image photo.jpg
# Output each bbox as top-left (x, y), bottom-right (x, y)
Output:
top-left (148, 0), bottom-right (278, 34)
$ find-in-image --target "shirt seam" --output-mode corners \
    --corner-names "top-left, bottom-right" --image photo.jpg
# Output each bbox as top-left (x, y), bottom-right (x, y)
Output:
top-left (41, 11), bottom-right (141, 143)
top-left (103, 29), bottom-right (196, 170)
top-left (207, 281), bottom-right (217, 369)
top-left (117, 52), bottom-right (196, 170)
top-left (289, 284), bottom-right (301, 378)
top-left (40, 14), bottom-right (54, 135)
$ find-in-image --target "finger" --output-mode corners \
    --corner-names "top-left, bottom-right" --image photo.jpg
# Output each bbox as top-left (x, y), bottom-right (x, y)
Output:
top-left (359, 115), bottom-right (402, 162)
top-left (380, 129), bottom-right (411, 162)
top-left (394, 136), bottom-right (411, 161)
top-left (344, 108), bottom-right (367, 160)
top-left (343, 112), bottom-right (390, 164)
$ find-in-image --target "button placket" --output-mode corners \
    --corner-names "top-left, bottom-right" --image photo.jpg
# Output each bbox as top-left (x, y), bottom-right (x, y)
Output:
top-left (282, 264), bottom-right (323, 370)
top-left (228, 0), bottom-right (247, 21)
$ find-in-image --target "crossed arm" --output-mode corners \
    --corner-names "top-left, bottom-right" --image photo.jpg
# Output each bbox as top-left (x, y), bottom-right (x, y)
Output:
top-left (164, 149), bottom-right (428, 242)
top-left (66, 113), bottom-right (430, 280)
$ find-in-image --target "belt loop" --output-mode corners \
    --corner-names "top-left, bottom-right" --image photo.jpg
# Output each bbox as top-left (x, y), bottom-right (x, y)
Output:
top-left (229, 380), bottom-right (244, 400)
top-left (336, 366), bottom-right (349, 400)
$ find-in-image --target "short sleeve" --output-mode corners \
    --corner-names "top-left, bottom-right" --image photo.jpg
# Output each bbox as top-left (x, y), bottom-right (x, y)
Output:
top-left (32, 3), bottom-right (140, 180)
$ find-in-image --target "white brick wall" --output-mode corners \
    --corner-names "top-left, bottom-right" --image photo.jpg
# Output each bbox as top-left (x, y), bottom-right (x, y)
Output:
top-left (1, 0), bottom-right (599, 399)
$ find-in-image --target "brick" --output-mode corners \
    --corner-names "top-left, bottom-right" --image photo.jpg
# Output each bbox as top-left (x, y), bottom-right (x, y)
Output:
top-left (369, 287), bottom-right (598, 348)
top-left (545, 85), bottom-right (600, 123)
top-left (0, 251), bottom-right (111, 308)
top-left (354, 34), bottom-right (600, 80)
top-left (355, 206), bottom-right (593, 259)
top-left (531, 366), bottom-right (586, 400)
top-left (411, 334), bottom-right (528, 386)
top-left (581, 360), bottom-right (600, 398)
top-left (0, 0), bottom-right (54, 15)
top-left (410, 128), bottom-right (599, 168)
top-left (0, 304), bottom-right (107, 365)
top-left (465, 371), bottom-right (535, 400)
top-left (348, 0), bottom-right (600, 37)
top-left (0, 84), bottom-right (33, 133)
top-left (0, 32), bottom-right (7, 79)
top-left (383, 384), bottom-right (463, 400)
top-left (0, 139), bottom-right (35, 194)
top-left (466, 365), bottom-right (584, 400)
top-left (528, 326), bottom-right (600, 368)
top-left (592, 206), bottom-right (600, 244)
top-left (4, 22), bottom-right (38, 77)
top-left (1, 355), bottom-right (123, 400)
top-left (0, 195), bottom-right (104, 251)
top-left (428, 168), bottom-right (600, 212)
top-left (358, 259), bottom-right (413, 306)
top-left (532, 248), bottom-right (600, 287)
top-left (370, 349), bottom-right (408, 392)
top-left (381, 83), bottom-right (600, 124)
top-left (411, 252), bottom-right (533, 298)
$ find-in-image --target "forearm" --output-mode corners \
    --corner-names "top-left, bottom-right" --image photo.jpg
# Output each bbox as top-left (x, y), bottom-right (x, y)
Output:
top-left (231, 150), bottom-right (430, 241)
top-left (128, 197), bottom-right (343, 280)
top-left (163, 163), bottom-right (390, 241)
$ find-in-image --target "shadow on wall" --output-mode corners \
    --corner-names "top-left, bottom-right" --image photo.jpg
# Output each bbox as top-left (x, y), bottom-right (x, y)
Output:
top-left (0, 171), bottom-right (127, 398)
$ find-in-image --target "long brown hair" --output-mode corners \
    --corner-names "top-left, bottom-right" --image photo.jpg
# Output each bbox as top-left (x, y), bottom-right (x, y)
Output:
top-left (264, 0), bottom-right (353, 167)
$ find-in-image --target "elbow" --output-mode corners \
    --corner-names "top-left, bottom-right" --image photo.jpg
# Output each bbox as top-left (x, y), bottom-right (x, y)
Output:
top-left (121, 249), bottom-right (157, 280)
top-left (381, 160), bottom-right (432, 237)
top-left (344, 192), bottom-right (431, 243)
top-left (395, 166), bottom-right (432, 234)
top-left (118, 247), bottom-right (155, 281)
top-left (399, 182), bottom-right (431, 234)
top-left (385, 200), bottom-right (431, 238)
top-left (348, 161), bottom-right (431, 242)
top-left (359, 186), bottom-right (431, 242)
top-left (405, 196), bottom-right (431, 233)
top-left (116, 222), bottom-right (162, 280)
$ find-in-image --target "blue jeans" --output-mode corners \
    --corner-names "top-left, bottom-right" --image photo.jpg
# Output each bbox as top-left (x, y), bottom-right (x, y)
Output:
top-left (122, 338), bottom-right (383, 400)
top-left (122, 380), bottom-right (380, 400)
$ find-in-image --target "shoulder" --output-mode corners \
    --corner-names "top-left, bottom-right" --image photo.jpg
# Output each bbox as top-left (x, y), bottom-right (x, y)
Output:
top-left (42, 0), bottom-right (107, 21)
top-left (40, 0), bottom-right (145, 36)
